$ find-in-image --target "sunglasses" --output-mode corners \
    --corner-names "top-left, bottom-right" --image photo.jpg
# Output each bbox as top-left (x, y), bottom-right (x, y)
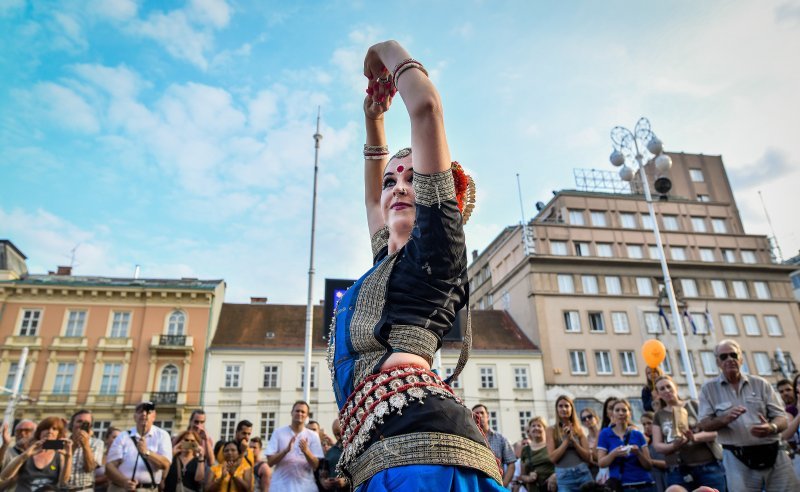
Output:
top-left (718, 352), bottom-right (739, 361)
top-left (581, 415), bottom-right (594, 422)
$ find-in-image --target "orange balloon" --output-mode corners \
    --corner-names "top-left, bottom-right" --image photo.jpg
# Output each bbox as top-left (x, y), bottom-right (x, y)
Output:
top-left (642, 339), bottom-right (667, 368)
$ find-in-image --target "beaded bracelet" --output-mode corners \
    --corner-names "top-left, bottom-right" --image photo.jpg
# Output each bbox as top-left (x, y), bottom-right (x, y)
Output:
top-left (391, 58), bottom-right (428, 91)
top-left (364, 144), bottom-right (389, 160)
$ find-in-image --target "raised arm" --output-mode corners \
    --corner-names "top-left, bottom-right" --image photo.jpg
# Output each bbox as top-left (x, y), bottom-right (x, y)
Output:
top-left (364, 41), bottom-right (451, 176)
top-left (364, 93), bottom-right (391, 236)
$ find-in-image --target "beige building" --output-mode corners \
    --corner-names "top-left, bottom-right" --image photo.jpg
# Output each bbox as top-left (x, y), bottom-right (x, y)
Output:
top-left (0, 240), bottom-right (225, 435)
top-left (203, 301), bottom-right (546, 444)
top-left (468, 153), bottom-right (800, 416)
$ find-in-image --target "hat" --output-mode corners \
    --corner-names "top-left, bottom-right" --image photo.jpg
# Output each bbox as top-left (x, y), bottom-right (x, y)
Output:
top-left (135, 401), bottom-right (156, 412)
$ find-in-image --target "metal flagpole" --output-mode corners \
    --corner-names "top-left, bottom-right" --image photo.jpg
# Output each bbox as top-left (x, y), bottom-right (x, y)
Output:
top-left (303, 108), bottom-right (323, 402)
top-left (2, 347), bottom-right (29, 437)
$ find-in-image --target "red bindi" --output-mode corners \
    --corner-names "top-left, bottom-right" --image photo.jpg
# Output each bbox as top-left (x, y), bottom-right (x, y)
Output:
top-left (396, 165), bottom-right (404, 173)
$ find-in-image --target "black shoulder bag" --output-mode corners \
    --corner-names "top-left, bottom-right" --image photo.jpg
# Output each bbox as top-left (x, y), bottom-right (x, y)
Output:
top-left (603, 431), bottom-right (630, 492)
top-left (129, 432), bottom-right (158, 487)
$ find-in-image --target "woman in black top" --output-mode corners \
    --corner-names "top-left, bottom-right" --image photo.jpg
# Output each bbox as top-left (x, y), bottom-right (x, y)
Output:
top-left (163, 430), bottom-right (206, 492)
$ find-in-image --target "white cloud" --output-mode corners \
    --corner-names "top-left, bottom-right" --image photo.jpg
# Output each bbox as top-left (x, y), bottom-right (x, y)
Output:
top-left (0, 0), bottom-right (25, 17)
top-left (130, 10), bottom-right (213, 70)
top-left (72, 63), bottom-right (145, 99)
top-left (248, 90), bottom-right (279, 132)
top-left (28, 82), bottom-right (99, 133)
top-left (50, 11), bottom-right (88, 52)
top-left (188, 0), bottom-right (231, 28)
top-left (89, 0), bottom-right (138, 21)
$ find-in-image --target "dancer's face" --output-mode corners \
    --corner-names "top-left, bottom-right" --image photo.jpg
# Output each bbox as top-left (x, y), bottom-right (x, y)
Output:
top-left (381, 155), bottom-right (415, 235)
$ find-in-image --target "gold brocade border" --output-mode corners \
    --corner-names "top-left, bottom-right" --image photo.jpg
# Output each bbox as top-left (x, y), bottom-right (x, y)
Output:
top-left (413, 169), bottom-right (456, 207)
top-left (349, 432), bottom-right (503, 486)
top-left (387, 325), bottom-right (438, 365)
top-left (370, 226), bottom-right (389, 259)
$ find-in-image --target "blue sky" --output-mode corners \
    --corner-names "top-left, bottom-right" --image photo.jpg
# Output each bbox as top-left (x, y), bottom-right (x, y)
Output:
top-left (2, 0), bottom-right (799, 303)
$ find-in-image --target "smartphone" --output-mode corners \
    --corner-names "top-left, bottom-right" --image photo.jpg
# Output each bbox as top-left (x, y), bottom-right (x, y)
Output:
top-left (43, 440), bottom-right (65, 450)
top-left (80, 422), bottom-right (91, 433)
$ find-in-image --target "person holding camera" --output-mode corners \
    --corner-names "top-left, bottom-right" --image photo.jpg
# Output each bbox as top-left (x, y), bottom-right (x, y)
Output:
top-left (0, 416), bottom-right (73, 490)
top-left (65, 409), bottom-right (104, 491)
top-left (105, 401), bottom-right (172, 491)
top-left (163, 430), bottom-right (206, 492)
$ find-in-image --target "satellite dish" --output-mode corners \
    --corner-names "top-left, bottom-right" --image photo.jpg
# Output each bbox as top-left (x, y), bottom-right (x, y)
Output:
top-left (535, 201), bottom-right (545, 211)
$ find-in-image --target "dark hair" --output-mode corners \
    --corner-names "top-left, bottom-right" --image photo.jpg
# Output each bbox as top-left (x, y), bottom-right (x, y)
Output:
top-left (236, 420), bottom-right (253, 432)
top-left (777, 378), bottom-right (792, 388)
top-left (249, 436), bottom-right (263, 447)
top-left (471, 403), bottom-right (488, 413)
top-left (307, 420), bottom-right (319, 428)
top-left (175, 430), bottom-right (201, 451)
top-left (221, 440), bottom-right (241, 457)
top-left (190, 409), bottom-right (206, 421)
top-left (611, 399), bottom-right (634, 429)
top-left (35, 416), bottom-right (66, 440)
top-left (105, 426), bottom-right (121, 440)
top-left (601, 397), bottom-right (618, 428)
top-left (69, 409), bottom-right (92, 428)
top-left (292, 400), bottom-right (310, 413)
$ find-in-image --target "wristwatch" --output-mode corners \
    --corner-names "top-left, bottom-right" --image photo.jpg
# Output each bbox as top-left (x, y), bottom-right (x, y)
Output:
top-left (145, 450), bottom-right (151, 457)
top-left (769, 423), bottom-right (778, 435)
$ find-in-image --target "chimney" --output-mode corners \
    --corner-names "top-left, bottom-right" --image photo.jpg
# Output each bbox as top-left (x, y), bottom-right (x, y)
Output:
top-left (472, 250), bottom-right (478, 261)
top-left (56, 266), bottom-right (72, 276)
top-left (251, 297), bottom-right (268, 305)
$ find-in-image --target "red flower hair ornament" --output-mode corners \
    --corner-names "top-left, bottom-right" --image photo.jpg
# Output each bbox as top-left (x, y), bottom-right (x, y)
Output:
top-left (450, 161), bottom-right (476, 224)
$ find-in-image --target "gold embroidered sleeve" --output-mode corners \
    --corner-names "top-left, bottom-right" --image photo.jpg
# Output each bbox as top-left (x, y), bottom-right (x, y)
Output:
top-left (413, 169), bottom-right (456, 207)
top-left (370, 226), bottom-right (389, 258)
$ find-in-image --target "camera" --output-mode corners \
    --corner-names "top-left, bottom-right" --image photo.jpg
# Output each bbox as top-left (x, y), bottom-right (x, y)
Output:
top-left (80, 422), bottom-right (91, 433)
top-left (43, 440), bottom-right (65, 450)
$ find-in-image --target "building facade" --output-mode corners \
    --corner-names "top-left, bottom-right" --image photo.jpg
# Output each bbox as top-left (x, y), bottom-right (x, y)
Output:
top-left (203, 301), bottom-right (546, 444)
top-left (468, 153), bottom-right (800, 416)
top-left (0, 240), bottom-right (225, 435)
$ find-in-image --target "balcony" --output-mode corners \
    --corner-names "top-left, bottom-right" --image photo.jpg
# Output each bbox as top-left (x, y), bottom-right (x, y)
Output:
top-left (151, 391), bottom-right (178, 405)
top-left (150, 335), bottom-right (194, 354)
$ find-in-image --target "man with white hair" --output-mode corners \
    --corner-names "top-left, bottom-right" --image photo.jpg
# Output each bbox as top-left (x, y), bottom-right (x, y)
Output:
top-left (698, 339), bottom-right (797, 490)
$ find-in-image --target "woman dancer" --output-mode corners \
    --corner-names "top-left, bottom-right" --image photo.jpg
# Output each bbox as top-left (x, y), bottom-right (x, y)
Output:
top-left (651, 376), bottom-right (726, 491)
top-left (597, 399), bottom-right (655, 492)
top-left (546, 396), bottom-right (593, 491)
top-left (514, 417), bottom-right (556, 492)
top-left (327, 40), bottom-right (501, 491)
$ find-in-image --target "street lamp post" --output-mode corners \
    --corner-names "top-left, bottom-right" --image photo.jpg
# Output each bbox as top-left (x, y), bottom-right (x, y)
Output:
top-left (609, 117), bottom-right (698, 400)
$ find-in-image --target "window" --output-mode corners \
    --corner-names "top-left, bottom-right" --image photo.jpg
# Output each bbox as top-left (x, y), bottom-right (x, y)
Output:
top-left (220, 412), bottom-right (237, 441)
top-left (299, 364), bottom-right (317, 389)
top-left (677, 351), bottom-right (697, 375)
top-left (743, 315), bottom-right (760, 336)
top-left (689, 169), bottom-right (705, 182)
top-left (661, 353), bottom-right (672, 375)
top-left (575, 242), bottom-right (591, 256)
top-left (588, 312), bottom-right (605, 332)
top-left (519, 411), bottom-right (533, 439)
top-left (597, 243), bottom-right (614, 257)
top-left (480, 366), bottom-right (496, 388)
top-left (260, 412), bottom-right (277, 441)
top-left (700, 351), bottom-right (718, 375)
top-left (648, 245), bottom-right (660, 260)
top-left (605, 276), bottom-right (622, 295)
top-left (720, 314), bottom-right (739, 335)
top-left (590, 211), bottom-right (607, 227)
top-left (263, 365), bottom-right (280, 388)
top-left (662, 215), bottom-right (679, 231)
top-left (765, 316), bottom-right (783, 336)
top-left (691, 217), bottom-right (707, 232)
top-left (671, 247), bottom-right (687, 261)
top-left (224, 364), bottom-right (242, 388)
top-left (563, 311), bottom-right (581, 332)
top-left (92, 421), bottom-right (112, 437)
top-left (644, 312), bottom-right (662, 334)
top-left (712, 219), bottom-right (728, 233)
top-left (722, 249), bottom-right (736, 263)
top-left (636, 277), bottom-right (653, 296)
top-left (611, 312), bottom-right (630, 333)
top-left (582, 275), bottom-right (599, 294)
top-left (641, 214), bottom-right (654, 230)
top-left (569, 351), bottom-right (588, 374)
top-left (153, 420), bottom-right (173, 436)
top-left (741, 250), bottom-right (757, 264)
top-left (620, 213), bottom-right (637, 228)
top-left (167, 311), bottom-right (185, 335)
top-left (159, 365), bottom-right (178, 392)
top-left (619, 351), bottom-right (637, 375)
top-left (489, 411), bottom-right (499, 432)
top-left (557, 275), bottom-right (574, 293)
top-left (732, 281), bottom-right (749, 299)
top-left (698, 194), bottom-right (711, 202)
top-left (740, 352), bottom-right (750, 374)
top-left (627, 245), bottom-right (644, 259)
top-left (595, 351), bottom-right (613, 375)
top-left (5, 362), bottom-right (29, 391)
top-left (690, 313), bottom-right (709, 334)
top-left (711, 280), bottom-right (728, 298)
top-left (65, 310), bottom-right (86, 337)
top-left (753, 282), bottom-right (770, 299)
top-left (569, 210), bottom-right (585, 225)
top-left (680, 279), bottom-right (698, 297)
top-left (551, 241), bottom-right (567, 256)
top-left (110, 312), bottom-right (131, 338)
top-left (100, 363), bottom-right (123, 395)
top-left (753, 352), bottom-right (772, 376)
top-left (53, 362), bottom-right (75, 394)
top-left (19, 309), bottom-right (42, 336)
top-left (444, 366), bottom-right (460, 389)
top-left (699, 248), bottom-right (715, 262)
top-left (513, 367), bottom-right (529, 389)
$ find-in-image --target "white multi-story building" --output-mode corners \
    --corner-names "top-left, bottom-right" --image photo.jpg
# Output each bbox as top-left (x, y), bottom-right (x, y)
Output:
top-left (203, 301), bottom-right (546, 443)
